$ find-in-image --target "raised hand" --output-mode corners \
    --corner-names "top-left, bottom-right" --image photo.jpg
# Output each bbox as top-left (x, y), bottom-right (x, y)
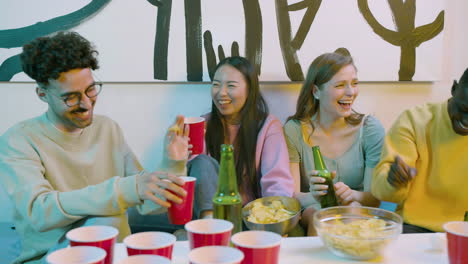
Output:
top-left (387, 156), bottom-right (417, 188)
top-left (165, 115), bottom-right (191, 161)
top-left (137, 171), bottom-right (187, 208)
top-left (309, 170), bottom-right (336, 200)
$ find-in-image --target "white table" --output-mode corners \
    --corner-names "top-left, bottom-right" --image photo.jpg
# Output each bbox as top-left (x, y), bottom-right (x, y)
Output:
top-left (113, 233), bottom-right (448, 263)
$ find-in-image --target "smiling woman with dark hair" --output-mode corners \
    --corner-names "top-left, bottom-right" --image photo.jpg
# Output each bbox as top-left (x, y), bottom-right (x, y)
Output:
top-left (372, 67), bottom-right (468, 233)
top-left (199, 56), bottom-right (294, 206)
top-left (128, 56), bottom-right (294, 238)
top-left (204, 56), bottom-right (294, 203)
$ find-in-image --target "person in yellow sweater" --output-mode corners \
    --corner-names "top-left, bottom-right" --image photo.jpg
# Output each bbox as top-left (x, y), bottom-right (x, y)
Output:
top-left (372, 68), bottom-right (468, 233)
top-left (0, 32), bottom-right (188, 263)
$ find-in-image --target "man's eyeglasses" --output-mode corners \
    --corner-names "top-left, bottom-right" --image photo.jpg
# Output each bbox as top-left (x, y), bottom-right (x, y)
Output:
top-left (48, 82), bottom-right (103, 107)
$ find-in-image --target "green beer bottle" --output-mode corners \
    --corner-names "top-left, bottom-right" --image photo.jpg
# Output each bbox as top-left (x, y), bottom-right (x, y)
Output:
top-left (464, 211), bottom-right (468, 222)
top-left (213, 144), bottom-right (243, 234)
top-left (312, 146), bottom-right (339, 208)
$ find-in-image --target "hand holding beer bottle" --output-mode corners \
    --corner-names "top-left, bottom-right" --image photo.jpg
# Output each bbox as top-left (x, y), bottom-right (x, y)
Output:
top-left (310, 170), bottom-right (361, 206)
top-left (309, 170), bottom-right (336, 200)
top-left (311, 146), bottom-right (339, 208)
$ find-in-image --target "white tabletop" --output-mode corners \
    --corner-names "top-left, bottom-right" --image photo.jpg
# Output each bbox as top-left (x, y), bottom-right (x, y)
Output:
top-left (113, 233), bottom-right (448, 263)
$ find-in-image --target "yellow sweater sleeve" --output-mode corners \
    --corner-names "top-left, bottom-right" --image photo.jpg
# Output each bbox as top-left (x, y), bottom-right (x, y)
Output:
top-left (371, 110), bottom-right (419, 203)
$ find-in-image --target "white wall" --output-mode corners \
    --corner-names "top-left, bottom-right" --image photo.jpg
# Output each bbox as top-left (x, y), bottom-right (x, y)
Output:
top-left (1, 0), bottom-right (467, 223)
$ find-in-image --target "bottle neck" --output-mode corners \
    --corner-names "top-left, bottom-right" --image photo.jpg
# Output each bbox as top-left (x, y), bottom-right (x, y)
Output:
top-left (312, 146), bottom-right (328, 171)
top-left (217, 145), bottom-right (239, 194)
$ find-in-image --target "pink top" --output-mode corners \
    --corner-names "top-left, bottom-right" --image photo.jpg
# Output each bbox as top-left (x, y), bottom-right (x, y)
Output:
top-left (202, 114), bottom-right (294, 204)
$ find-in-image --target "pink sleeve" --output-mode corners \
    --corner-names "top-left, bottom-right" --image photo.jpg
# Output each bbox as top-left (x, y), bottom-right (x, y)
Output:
top-left (256, 115), bottom-right (294, 198)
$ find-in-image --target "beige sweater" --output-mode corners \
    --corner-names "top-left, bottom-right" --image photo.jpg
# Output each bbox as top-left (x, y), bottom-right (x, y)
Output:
top-left (0, 114), bottom-right (161, 263)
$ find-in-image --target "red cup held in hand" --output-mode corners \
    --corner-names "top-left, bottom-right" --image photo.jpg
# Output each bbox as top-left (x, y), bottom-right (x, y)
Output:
top-left (168, 176), bottom-right (196, 225)
top-left (231, 230), bottom-right (281, 264)
top-left (443, 221), bottom-right (468, 264)
top-left (123, 231), bottom-right (176, 259)
top-left (66, 225), bottom-right (118, 264)
top-left (185, 117), bottom-right (205, 155)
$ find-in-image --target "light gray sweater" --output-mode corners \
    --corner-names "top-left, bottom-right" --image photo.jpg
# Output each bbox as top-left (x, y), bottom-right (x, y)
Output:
top-left (0, 113), bottom-right (161, 263)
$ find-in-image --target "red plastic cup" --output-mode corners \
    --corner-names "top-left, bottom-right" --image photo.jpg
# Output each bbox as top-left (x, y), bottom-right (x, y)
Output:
top-left (66, 225), bottom-right (118, 264)
top-left (168, 176), bottom-right (196, 225)
top-left (46, 246), bottom-right (106, 264)
top-left (185, 219), bottom-right (233, 249)
top-left (185, 117), bottom-right (205, 155)
top-left (117, 255), bottom-right (171, 264)
top-left (443, 221), bottom-right (468, 264)
top-left (123, 231), bottom-right (176, 259)
top-left (188, 246), bottom-right (244, 264)
top-left (231, 230), bottom-right (281, 264)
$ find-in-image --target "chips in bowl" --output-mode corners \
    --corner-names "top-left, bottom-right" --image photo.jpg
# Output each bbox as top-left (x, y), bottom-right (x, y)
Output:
top-left (314, 206), bottom-right (402, 260)
top-left (247, 200), bottom-right (296, 224)
top-left (242, 196), bottom-right (300, 235)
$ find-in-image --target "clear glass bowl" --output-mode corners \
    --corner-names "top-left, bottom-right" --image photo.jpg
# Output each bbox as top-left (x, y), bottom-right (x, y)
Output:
top-left (313, 206), bottom-right (402, 260)
top-left (242, 196), bottom-right (301, 235)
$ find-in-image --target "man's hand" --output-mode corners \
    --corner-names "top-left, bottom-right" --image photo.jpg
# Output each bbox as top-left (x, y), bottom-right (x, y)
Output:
top-left (309, 170), bottom-right (336, 200)
top-left (137, 171), bottom-right (187, 208)
top-left (166, 115), bottom-right (191, 161)
top-left (387, 156), bottom-right (417, 188)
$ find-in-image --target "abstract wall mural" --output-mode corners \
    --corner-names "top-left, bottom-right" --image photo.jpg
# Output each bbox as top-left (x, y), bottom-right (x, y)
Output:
top-left (0, 0), bottom-right (111, 81)
top-left (0, 0), bottom-right (445, 82)
top-left (276, 0), bottom-right (322, 81)
top-left (358, 0), bottom-right (444, 81)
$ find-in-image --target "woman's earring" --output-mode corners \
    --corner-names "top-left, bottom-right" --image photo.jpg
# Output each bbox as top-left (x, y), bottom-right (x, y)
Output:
top-left (314, 94), bottom-right (319, 100)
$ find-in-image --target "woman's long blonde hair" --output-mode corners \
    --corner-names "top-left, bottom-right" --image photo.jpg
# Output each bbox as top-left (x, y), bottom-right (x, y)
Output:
top-left (287, 49), bottom-right (364, 129)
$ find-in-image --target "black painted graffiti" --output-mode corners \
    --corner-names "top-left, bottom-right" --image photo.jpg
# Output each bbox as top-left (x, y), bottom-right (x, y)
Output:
top-left (184, 0), bottom-right (203, 81)
top-left (358, 0), bottom-right (444, 81)
top-left (275, 0), bottom-right (322, 81)
top-left (242, 0), bottom-right (262, 76)
top-left (150, 0), bottom-right (202, 80)
top-left (152, 0), bottom-right (262, 81)
top-left (203, 30), bottom-right (240, 80)
top-left (0, 1), bottom-right (445, 82)
top-left (0, 0), bottom-right (110, 81)
top-left (148, 0), bottom-right (172, 80)
top-left (0, 55), bottom-right (21, 82)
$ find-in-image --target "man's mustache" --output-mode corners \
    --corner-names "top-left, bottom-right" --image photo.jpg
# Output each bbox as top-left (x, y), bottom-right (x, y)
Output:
top-left (72, 108), bottom-right (89, 113)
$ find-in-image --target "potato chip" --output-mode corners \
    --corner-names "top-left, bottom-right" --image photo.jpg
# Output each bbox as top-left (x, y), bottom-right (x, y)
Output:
top-left (168, 124), bottom-right (181, 133)
top-left (247, 201), bottom-right (295, 224)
